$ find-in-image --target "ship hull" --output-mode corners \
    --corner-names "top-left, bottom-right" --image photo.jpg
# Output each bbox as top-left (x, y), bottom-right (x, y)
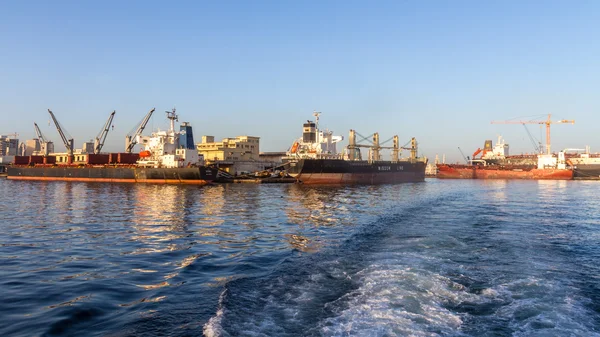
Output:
top-left (7, 166), bottom-right (217, 184)
top-left (573, 164), bottom-right (600, 180)
top-left (436, 164), bottom-right (572, 180)
top-left (287, 159), bottom-right (426, 184)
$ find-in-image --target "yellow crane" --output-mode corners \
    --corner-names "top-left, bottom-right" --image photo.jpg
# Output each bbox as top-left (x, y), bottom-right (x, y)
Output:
top-left (491, 114), bottom-right (574, 155)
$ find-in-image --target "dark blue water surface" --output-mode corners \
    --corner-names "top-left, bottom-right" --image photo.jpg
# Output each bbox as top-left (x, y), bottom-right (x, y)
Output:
top-left (1, 178), bottom-right (600, 336)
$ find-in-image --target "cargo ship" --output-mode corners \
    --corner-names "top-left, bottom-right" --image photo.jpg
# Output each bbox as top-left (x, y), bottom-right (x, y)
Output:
top-left (436, 137), bottom-right (573, 180)
top-left (282, 112), bottom-right (427, 184)
top-left (7, 109), bottom-right (217, 184)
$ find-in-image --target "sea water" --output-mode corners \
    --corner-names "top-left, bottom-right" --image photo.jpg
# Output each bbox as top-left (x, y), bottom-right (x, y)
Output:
top-left (1, 179), bottom-right (599, 336)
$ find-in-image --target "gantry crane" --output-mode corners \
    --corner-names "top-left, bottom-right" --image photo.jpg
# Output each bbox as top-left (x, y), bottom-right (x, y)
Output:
top-left (94, 111), bottom-right (115, 154)
top-left (48, 109), bottom-right (74, 157)
top-left (125, 108), bottom-right (155, 153)
top-left (491, 114), bottom-right (574, 155)
top-left (33, 122), bottom-right (53, 156)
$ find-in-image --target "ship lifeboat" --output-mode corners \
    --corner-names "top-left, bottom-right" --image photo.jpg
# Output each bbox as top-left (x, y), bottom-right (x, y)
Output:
top-left (290, 142), bottom-right (299, 153)
top-left (139, 150), bottom-right (152, 158)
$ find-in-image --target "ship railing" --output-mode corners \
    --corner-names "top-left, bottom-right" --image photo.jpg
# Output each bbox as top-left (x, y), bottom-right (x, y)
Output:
top-left (286, 152), bottom-right (342, 160)
top-left (469, 159), bottom-right (487, 166)
top-left (136, 160), bottom-right (160, 168)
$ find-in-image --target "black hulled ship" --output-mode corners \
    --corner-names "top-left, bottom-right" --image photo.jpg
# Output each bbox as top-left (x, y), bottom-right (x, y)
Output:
top-left (566, 147), bottom-right (600, 180)
top-left (283, 112), bottom-right (427, 184)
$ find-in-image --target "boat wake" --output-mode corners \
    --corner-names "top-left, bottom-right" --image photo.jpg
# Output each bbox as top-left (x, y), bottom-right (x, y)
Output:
top-left (202, 187), bottom-right (600, 337)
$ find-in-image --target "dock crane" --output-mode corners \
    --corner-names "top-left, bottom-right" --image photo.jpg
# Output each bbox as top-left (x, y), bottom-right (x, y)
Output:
top-left (491, 114), bottom-right (574, 155)
top-left (125, 108), bottom-right (155, 153)
top-left (94, 110), bottom-right (115, 154)
top-left (522, 124), bottom-right (543, 154)
top-left (33, 122), bottom-right (53, 156)
top-left (458, 147), bottom-right (469, 164)
top-left (48, 109), bottom-right (74, 160)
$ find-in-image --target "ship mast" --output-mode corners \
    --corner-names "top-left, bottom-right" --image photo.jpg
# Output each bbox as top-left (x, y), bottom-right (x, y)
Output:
top-left (313, 111), bottom-right (321, 131)
top-left (166, 108), bottom-right (178, 133)
top-left (313, 110), bottom-right (321, 145)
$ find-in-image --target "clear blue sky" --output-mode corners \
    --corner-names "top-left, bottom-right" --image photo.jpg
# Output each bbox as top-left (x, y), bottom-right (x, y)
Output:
top-left (1, 0), bottom-right (599, 162)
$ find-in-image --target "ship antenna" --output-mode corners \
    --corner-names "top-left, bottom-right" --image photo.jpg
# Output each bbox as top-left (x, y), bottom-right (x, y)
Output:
top-left (313, 110), bottom-right (321, 130)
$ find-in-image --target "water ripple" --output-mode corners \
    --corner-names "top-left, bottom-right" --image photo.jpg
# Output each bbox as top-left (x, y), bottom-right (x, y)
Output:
top-left (1, 179), bottom-right (600, 336)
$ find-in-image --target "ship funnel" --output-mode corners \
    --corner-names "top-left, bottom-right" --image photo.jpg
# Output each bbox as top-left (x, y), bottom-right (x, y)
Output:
top-left (179, 122), bottom-right (195, 150)
top-left (303, 120), bottom-right (317, 143)
top-left (484, 140), bottom-right (493, 151)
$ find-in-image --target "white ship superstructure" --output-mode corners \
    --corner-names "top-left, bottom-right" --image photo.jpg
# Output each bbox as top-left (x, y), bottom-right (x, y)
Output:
top-left (482, 136), bottom-right (510, 160)
top-left (285, 111), bottom-right (344, 160)
top-left (565, 146), bottom-right (600, 165)
top-left (136, 109), bottom-right (202, 168)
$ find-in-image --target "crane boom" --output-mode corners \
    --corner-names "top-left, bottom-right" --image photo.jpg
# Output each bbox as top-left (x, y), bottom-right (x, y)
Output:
top-left (34, 123), bottom-right (47, 143)
top-left (522, 124), bottom-right (542, 154)
top-left (94, 110), bottom-right (116, 154)
top-left (491, 114), bottom-right (574, 155)
top-left (125, 108), bottom-right (155, 153)
top-left (33, 122), bottom-right (52, 156)
top-left (48, 109), bottom-right (74, 155)
top-left (458, 147), bottom-right (469, 164)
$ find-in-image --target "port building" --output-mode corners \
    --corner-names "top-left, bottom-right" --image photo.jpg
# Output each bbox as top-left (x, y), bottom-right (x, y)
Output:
top-left (197, 135), bottom-right (260, 162)
top-left (0, 135), bottom-right (19, 156)
top-left (24, 139), bottom-right (41, 156)
top-left (197, 135), bottom-right (281, 175)
top-left (0, 134), bottom-right (19, 166)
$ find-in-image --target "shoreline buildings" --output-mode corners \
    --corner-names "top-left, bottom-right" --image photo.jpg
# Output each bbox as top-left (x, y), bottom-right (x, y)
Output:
top-left (197, 135), bottom-right (282, 175)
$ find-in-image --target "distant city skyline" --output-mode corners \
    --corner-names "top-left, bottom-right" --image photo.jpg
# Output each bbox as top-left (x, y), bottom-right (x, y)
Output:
top-left (1, 1), bottom-right (599, 162)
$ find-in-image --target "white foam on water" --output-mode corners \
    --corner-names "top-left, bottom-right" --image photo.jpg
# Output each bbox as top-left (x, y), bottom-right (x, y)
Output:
top-left (203, 289), bottom-right (227, 337)
top-left (207, 290), bottom-right (291, 336)
top-left (318, 263), bottom-right (475, 337)
top-left (202, 264), bottom-right (600, 336)
top-left (201, 257), bottom-right (359, 336)
top-left (487, 277), bottom-right (600, 337)
top-left (202, 242), bottom-right (600, 337)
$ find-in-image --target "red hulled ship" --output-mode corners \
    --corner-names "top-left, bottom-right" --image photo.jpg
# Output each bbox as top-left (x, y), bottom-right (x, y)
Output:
top-left (436, 137), bottom-right (573, 180)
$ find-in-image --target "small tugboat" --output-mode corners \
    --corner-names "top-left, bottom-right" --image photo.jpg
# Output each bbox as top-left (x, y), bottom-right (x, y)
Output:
top-left (282, 112), bottom-right (427, 184)
top-left (8, 108), bottom-right (217, 184)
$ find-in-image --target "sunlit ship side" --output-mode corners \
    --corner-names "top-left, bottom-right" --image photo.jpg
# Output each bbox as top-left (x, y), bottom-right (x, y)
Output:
top-left (436, 137), bottom-right (572, 180)
top-left (283, 112), bottom-right (427, 184)
top-left (7, 108), bottom-right (217, 184)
